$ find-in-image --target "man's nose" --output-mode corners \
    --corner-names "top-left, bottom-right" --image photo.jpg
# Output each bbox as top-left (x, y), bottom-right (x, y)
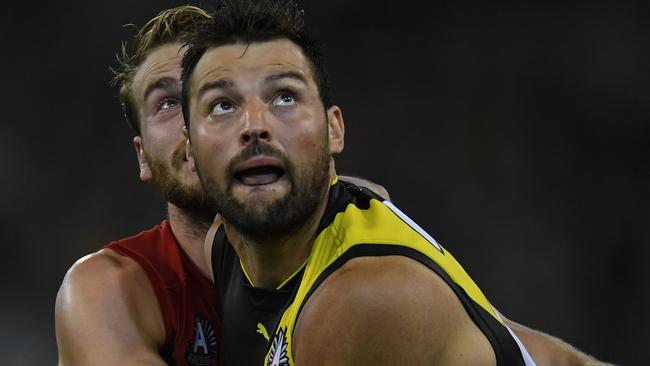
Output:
top-left (240, 99), bottom-right (272, 146)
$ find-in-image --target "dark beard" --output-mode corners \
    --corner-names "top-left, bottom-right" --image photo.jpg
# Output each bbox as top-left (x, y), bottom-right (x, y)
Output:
top-left (146, 143), bottom-right (217, 225)
top-left (201, 140), bottom-right (330, 242)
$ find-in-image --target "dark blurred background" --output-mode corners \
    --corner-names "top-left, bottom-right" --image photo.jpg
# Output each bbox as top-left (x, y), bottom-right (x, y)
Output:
top-left (2, 0), bottom-right (648, 364)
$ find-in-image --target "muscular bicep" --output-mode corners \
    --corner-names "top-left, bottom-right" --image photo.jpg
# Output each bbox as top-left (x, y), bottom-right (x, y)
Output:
top-left (293, 256), bottom-right (495, 366)
top-left (55, 252), bottom-right (167, 366)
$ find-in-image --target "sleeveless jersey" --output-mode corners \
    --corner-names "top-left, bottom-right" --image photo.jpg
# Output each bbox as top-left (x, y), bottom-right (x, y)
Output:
top-left (105, 220), bottom-right (220, 366)
top-left (212, 179), bottom-right (536, 366)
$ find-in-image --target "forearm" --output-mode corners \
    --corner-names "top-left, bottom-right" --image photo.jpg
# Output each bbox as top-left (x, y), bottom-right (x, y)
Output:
top-left (506, 320), bottom-right (615, 366)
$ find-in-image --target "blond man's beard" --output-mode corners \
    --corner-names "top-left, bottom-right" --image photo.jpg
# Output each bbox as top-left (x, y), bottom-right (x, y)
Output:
top-left (145, 141), bottom-right (217, 223)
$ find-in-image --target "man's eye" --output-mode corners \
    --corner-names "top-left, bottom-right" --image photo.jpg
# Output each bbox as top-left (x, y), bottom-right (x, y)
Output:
top-left (273, 92), bottom-right (296, 106)
top-left (212, 101), bottom-right (235, 115)
top-left (158, 98), bottom-right (179, 111)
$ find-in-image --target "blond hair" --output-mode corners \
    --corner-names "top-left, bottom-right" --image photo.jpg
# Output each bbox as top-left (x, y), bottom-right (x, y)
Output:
top-left (112, 5), bottom-right (211, 134)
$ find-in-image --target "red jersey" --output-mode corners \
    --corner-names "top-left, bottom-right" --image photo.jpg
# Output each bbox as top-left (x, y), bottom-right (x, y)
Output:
top-left (104, 220), bottom-right (220, 366)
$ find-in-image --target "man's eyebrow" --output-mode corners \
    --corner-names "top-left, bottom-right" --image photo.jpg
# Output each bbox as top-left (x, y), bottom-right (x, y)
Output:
top-left (143, 76), bottom-right (179, 101)
top-left (194, 72), bottom-right (306, 100)
top-left (197, 79), bottom-right (235, 100)
top-left (265, 71), bottom-right (308, 86)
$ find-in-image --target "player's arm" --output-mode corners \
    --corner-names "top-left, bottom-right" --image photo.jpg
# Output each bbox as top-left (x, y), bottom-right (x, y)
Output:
top-left (203, 214), bottom-right (223, 282)
top-left (293, 256), bottom-right (495, 365)
top-left (55, 250), bottom-right (168, 366)
top-left (501, 315), bottom-right (615, 366)
top-left (338, 175), bottom-right (390, 201)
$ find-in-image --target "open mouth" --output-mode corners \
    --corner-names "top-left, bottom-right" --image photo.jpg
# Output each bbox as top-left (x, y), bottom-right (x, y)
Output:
top-left (234, 165), bottom-right (285, 186)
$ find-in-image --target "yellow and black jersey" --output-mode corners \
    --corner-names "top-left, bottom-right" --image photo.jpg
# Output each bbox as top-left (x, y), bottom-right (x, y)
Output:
top-left (212, 178), bottom-right (536, 366)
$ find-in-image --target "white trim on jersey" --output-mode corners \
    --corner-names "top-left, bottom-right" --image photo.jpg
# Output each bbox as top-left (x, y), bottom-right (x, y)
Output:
top-left (383, 199), bottom-right (537, 365)
top-left (382, 200), bottom-right (443, 252)
top-left (506, 325), bottom-right (538, 366)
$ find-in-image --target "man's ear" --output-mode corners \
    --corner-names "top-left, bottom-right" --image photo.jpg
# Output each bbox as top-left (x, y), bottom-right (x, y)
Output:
top-left (327, 105), bottom-right (345, 154)
top-left (183, 126), bottom-right (197, 172)
top-left (133, 136), bottom-right (152, 182)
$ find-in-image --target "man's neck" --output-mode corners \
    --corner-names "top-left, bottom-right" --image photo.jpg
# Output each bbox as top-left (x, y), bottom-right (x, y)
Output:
top-left (225, 191), bottom-right (330, 290)
top-left (166, 203), bottom-right (212, 278)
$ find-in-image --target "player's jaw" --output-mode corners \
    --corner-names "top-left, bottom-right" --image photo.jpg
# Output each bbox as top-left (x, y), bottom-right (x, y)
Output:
top-left (198, 139), bottom-right (329, 241)
top-left (145, 141), bottom-right (214, 218)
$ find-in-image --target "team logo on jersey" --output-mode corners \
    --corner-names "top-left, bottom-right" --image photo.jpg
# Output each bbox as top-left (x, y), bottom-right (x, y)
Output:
top-left (257, 322), bottom-right (271, 341)
top-left (186, 315), bottom-right (218, 366)
top-left (266, 327), bottom-right (289, 366)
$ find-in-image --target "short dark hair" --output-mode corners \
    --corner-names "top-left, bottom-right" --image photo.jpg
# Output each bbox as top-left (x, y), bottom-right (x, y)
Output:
top-left (180, 0), bottom-right (330, 128)
top-left (111, 6), bottom-right (212, 135)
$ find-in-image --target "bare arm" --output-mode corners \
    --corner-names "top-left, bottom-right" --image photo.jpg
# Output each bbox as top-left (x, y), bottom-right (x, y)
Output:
top-left (502, 316), bottom-right (615, 366)
top-left (203, 215), bottom-right (223, 283)
top-left (324, 178), bottom-right (614, 365)
top-left (293, 256), bottom-right (495, 365)
top-left (339, 176), bottom-right (613, 365)
top-left (55, 250), bottom-right (168, 366)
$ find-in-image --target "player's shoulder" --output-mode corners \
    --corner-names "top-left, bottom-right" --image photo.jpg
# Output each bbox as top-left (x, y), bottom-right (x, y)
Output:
top-left (294, 256), bottom-right (465, 364)
top-left (56, 248), bottom-right (165, 346)
top-left (338, 175), bottom-right (390, 201)
top-left (57, 248), bottom-right (154, 311)
top-left (304, 255), bottom-right (462, 318)
top-left (62, 248), bottom-right (144, 284)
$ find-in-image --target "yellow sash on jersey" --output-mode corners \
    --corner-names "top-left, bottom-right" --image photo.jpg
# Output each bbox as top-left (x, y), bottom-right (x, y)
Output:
top-left (263, 186), bottom-right (502, 366)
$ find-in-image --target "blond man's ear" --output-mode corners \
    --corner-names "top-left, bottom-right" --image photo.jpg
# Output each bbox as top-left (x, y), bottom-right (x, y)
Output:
top-left (133, 136), bottom-right (152, 182)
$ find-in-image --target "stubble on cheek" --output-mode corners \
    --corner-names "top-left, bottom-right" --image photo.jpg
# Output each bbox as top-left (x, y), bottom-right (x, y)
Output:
top-left (170, 140), bottom-right (188, 170)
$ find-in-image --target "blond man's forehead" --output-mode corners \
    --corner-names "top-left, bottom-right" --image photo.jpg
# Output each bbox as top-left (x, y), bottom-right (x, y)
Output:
top-left (132, 43), bottom-right (186, 101)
